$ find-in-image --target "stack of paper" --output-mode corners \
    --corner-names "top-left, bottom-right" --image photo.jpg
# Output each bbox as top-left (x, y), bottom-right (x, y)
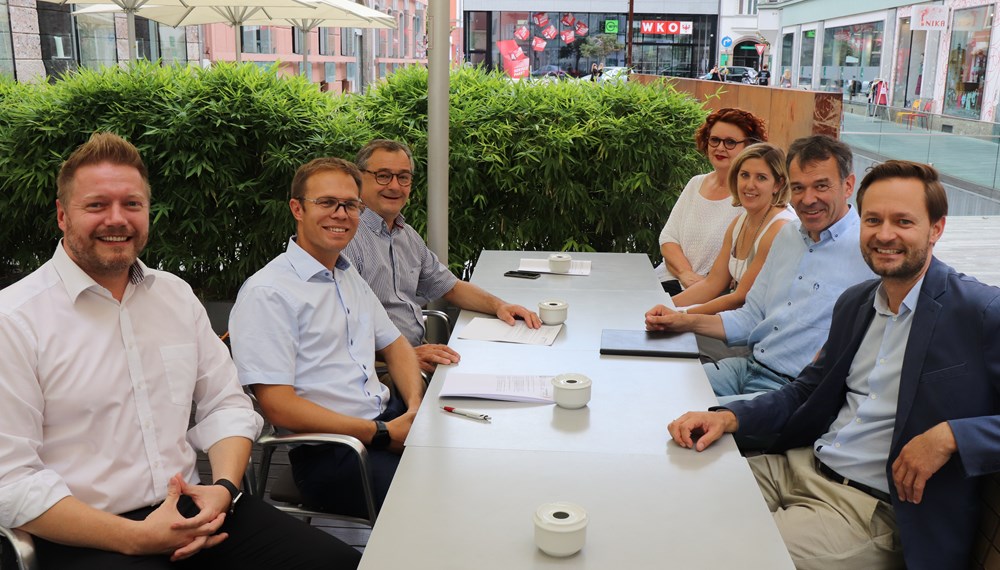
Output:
top-left (457, 317), bottom-right (563, 346)
top-left (518, 258), bottom-right (592, 276)
top-left (439, 372), bottom-right (555, 403)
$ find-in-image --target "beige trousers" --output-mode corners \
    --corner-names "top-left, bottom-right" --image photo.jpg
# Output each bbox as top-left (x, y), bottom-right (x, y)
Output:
top-left (747, 447), bottom-right (904, 570)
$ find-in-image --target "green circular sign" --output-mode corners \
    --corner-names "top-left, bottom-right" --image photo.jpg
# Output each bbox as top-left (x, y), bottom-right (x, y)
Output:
top-left (604, 20), bottom-right (619, 34)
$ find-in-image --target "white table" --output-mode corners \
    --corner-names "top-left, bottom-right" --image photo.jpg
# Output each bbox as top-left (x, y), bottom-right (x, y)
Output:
top-left (357, 251), bottom-right (793, 569)
top-left (469, 250), bottom-right (664, 292)
top-left (359, 446), bottom-right (793, 569)
top-left (406, 349), bottom-right (712, 455)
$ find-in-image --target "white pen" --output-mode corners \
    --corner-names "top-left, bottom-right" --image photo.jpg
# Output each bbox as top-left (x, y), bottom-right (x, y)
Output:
top-left (441, 406), bottom-right (491, 422)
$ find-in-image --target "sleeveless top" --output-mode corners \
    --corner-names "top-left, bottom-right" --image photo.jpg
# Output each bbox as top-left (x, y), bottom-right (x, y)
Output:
top-left (728, 207), bottom-right (797, 284)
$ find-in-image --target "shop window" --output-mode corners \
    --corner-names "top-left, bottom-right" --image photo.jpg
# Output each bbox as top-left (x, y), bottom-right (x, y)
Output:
top-left (241, 26), bottom-right (273, 54)
top-left (820, 21), bottom-right (883, 93)
top-left (798, 29), bottom-right (814, 88)
top-left (944, 5), bottom-right (993, 119)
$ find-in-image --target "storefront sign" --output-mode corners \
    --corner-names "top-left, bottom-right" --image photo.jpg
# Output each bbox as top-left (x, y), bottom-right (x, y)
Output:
top-left (560, 29), bottom-right (576, 44)
top-left (604, 20), bottom-right (619, 34)
top-left (513, 25), bottom-right (529, 41)
top-left (640, 20), bottom-right (693, 35)
top-left (541, 24), bottom-right (558, 40)
top-left (531, 37), bottom-right (546, 52)
top-left (561, 13), bottom-right (575, 27)
top-left (532, 12), bottom-right (549, 28)
top-left (575, 21), bottom-right (589, 36)
top-left (912, 6), bottom-right (948, 30)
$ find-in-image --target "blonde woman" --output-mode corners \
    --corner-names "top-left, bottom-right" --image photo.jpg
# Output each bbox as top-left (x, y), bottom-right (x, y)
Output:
top-left (671, 143), bottom-right (796, 314)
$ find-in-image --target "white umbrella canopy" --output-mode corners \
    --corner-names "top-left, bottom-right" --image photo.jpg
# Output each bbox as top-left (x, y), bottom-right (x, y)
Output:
top-left (64, 0), bottom-right (393, 64)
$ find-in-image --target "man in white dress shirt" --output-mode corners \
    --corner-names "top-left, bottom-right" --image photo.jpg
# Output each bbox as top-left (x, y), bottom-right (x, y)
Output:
top-left (0, 132), bottom-right (360, 569)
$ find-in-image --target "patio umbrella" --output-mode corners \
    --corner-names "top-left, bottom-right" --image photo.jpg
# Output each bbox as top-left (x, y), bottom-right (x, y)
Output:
top-left (64, 0), bottom-right (392, 63)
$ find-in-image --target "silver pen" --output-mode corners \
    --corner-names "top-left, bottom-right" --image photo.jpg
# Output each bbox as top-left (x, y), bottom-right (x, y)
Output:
top-left (441, 406), bottom-right (491, 422)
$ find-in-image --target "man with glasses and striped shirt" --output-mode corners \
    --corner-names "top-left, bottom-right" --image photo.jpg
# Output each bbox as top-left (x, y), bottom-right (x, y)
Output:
top-left (343, 139), bottom-right (541, 374)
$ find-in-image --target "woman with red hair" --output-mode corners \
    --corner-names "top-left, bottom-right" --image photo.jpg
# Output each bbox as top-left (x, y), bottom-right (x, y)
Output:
top-left (655, 107), bottom-right (768, 295)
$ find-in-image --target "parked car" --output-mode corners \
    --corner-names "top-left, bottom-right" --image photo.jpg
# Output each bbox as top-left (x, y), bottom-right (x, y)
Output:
top-left (699, 66), bottom-right (758, 83)
top-left (531, 65), bottom-right (569, 79)
top-left (582, 66), bottom-right (631, 83)
top-left (659, 64), bottom-right (694, 78)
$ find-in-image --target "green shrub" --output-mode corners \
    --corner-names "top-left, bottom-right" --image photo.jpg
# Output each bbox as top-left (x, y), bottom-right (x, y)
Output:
top-left (0, 63), bottom-right (707, 297)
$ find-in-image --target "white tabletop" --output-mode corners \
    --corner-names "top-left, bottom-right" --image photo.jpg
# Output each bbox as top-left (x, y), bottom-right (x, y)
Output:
top-left (470, 250), bottom-right (663, 292)
top-left (359, 446), bottom-right (794, 569)
top-left (408, 349), bottom-right (711, 455)
top-left (450, 287), bottom-right (672, 352)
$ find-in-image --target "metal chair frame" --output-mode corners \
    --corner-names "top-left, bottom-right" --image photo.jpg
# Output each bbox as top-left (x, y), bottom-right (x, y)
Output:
top-left (0, 526), bottom-right (38, 570)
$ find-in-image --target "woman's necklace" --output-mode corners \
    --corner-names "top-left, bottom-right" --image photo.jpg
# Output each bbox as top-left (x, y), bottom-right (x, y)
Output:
top-left (731, 207), bottom-right (774, 286)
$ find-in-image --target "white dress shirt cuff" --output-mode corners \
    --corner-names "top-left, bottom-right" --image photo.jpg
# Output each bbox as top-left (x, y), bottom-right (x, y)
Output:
top-left (0, 469), bottom-right (72, 528)
top-left (187, 408), bottom-right (263, 453)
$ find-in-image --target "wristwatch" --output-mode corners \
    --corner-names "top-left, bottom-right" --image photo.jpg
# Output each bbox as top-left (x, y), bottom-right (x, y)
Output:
top-left (214, 478), bottom-right (243, 514)
top-left (371, 420), bottom-right (391, 449)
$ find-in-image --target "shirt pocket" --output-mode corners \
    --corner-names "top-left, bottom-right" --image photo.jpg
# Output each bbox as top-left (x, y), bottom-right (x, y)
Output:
top-left (159, 344), bottom-right (197, 406)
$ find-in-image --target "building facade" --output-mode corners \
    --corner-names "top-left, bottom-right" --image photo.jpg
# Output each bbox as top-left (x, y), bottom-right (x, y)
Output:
top-left (0, 0), bottom-right (454, 93)
top-left (462, 1), bottom-right (719, 77)
top-left (765, 0), bottom-right (1000, 123)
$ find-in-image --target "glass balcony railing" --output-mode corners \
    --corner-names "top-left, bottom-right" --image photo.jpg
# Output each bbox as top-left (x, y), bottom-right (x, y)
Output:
top-left (840, 105), bottom-right (1000, 214)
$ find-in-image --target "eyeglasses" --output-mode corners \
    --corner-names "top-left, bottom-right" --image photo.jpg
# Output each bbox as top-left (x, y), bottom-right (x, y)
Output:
top-left (707, 136), bottom-right (749, 150)
top-left (364, 169), bottom-right (413, 187)
top-left (300, 197), bottom-right (366, 215)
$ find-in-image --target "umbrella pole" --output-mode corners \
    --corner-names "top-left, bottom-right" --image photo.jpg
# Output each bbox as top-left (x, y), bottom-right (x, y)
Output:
top-left (235, 26), bottom-right (242, 62)
top-left (426, 0), bottom-right (449, 263)
top-left (302, 28), bottom-right (309, 80)
top-left (127, 10), bottom-right (137, 61)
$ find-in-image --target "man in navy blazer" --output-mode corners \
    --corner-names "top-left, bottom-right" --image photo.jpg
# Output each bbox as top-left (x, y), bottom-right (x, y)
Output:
top-left (668, 160), bottom-right (1000, 569)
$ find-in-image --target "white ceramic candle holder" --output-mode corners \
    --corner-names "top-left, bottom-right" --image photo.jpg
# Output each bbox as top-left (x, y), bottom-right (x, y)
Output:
top-left (534, 502), bottom-right (588, 557)
top-left (551, 373), bottom-right (592, 409)
top-left (548, 253), bottom-right (572, 273)
top-left (538, 300), bottom-right (568, 325)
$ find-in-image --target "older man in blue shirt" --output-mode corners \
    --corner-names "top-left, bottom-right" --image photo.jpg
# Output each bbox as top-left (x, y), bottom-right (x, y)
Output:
top-left (646, 136), bottom-right (875, 403)
top-left (229, 157), bottom-right (424, 517)
top-left (343, 139), bottom-right (541, 373)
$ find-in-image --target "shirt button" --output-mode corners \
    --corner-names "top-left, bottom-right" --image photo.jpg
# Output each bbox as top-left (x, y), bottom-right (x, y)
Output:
top-left (871, 394), bottom-right (877, 400)
top-left (798, 275), bottom-right (803, 280)
top-left (809, 249), bottom-right (814, 253)
top-left (879, 358), bottom-right (885, 364)
top-left (759, 348), bottom-right (765, 354)
top-left (855, 418), bottom-right (862, 424)
top-left (773, 326), bottom-right (778, 331)
top-left (834, 442), bottom-right (841, 448)
top-left (787, 301), bottom-right (792, 306)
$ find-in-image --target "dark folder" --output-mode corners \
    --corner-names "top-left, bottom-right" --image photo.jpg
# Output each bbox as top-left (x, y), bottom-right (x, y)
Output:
top-left (599, 329), bottom-right (700, 359)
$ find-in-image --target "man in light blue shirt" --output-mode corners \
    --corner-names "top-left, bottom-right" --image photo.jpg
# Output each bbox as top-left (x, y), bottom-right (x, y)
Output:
top-left (229, 157), bottom-right (424, 518)
top-left (647, 136), bottom-right (875, 403)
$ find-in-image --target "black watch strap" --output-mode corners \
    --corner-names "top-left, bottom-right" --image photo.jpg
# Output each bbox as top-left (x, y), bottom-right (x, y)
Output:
top-left (371, 420), bottom-right (391, 449)
top-left (214, 478), bottom-right (242, 513)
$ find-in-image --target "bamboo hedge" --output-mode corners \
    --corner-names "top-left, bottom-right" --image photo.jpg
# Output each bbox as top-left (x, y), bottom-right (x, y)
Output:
top-left (0, 62), bottom-right (708, 299)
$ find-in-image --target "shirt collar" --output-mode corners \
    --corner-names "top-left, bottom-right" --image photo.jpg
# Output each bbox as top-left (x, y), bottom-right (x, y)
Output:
top-left (51, 240), bottom-right (151, 302)
top-left (873, 275), bottom-right (925, 317)
top-left (360, 207), bottom-right (405, 234)
top-left (798, 205), bottom-right (859, 244)
top-left (285, 236), bottom-right (351, 282)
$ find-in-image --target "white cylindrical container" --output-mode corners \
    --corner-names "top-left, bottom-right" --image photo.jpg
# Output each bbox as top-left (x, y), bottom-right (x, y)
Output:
top-left (548, 253), bottom-right (572, 274)
top-left (552, 374), bottom-right (592, 409)
top-left (534, 502), bottom-right (588, 557)
top-left (538, 300), bottom-right (568, 325)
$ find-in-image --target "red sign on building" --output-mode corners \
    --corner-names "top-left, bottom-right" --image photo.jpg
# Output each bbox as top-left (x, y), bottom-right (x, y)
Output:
top-left (561, 13), bottom-right (575, 27)
top-left (560, 29), bottom-right (575, 44)
top-left (531, 37), bottom-right (547, 51)
top-left (639, 20), bottom-right (692, 35)
top-left (575, 21), bottom-right (589, 36)
top-left (541, 24), bottom-right (558, 40)
top-left (532, 12), bottom-right (549, 27)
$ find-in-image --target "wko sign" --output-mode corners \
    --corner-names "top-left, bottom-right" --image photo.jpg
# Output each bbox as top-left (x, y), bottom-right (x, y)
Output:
top-left (640, 20), bottom-right (693, 35)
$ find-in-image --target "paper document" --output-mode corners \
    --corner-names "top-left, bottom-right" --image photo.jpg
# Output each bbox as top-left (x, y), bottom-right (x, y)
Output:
top-left (518, 258), bottom-right (592, 275)
top-left (457, 318), bottom-right (563, 346)
top-left (440, 372), bottom-right (555, 402)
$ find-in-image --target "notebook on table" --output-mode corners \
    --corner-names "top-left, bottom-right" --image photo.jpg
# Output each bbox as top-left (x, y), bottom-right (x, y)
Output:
top-left (599, 329), bottom-right (700, 359)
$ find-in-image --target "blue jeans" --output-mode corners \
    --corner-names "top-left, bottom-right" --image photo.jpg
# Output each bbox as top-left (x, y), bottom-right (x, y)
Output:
top-left (705, 356), bottom-right (793, 405)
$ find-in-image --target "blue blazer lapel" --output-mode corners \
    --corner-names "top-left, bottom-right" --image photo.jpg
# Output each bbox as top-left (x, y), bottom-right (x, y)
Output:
top-left (891, 258), bottom-right (947, 453)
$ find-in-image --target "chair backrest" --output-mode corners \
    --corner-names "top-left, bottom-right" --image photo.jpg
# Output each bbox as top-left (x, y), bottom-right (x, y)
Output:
top-left (922, 100), bottom-right (932, 112)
